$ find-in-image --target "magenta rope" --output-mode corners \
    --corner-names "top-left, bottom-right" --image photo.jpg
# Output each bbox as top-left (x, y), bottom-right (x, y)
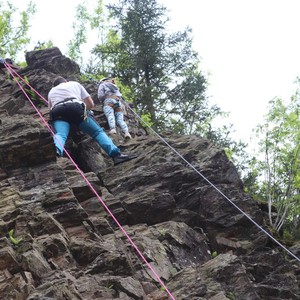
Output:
top-left (5, 63), bottom-right (49, 105)
top-left (4, 63), bottom-right (176, 300)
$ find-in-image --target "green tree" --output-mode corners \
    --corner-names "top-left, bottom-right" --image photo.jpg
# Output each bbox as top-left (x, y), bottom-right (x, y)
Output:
top-left (67, 0), bottom-right (112, 75)
top-left (251, 86), bottom-right (300, 236)
top-left (0, 1), bottom-right (36, 60)
top-left (68, 0), bottom-right (89, 66)
top-left (93, 0), bottom-right (216, 132)
top-left (33, 41), bottom-right (54, 51)
top-left (68, 0), bottom-right (249, 179)
top-left (164, 70), bottom-right (218, 135)
top-left (70, 0), bottom-right (233, 141)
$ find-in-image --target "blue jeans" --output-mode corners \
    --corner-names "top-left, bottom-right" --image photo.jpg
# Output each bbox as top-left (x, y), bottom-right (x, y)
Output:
top-left (103, 98), bottom-right (129, 133)
top-left (52, 116), bottom-right (121, 157)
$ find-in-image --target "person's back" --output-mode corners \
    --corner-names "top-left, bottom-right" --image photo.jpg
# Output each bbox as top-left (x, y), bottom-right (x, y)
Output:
top-left (48, 81), bottom-right (89, 109)
top-left (98, 81), bottom-right (122, 102)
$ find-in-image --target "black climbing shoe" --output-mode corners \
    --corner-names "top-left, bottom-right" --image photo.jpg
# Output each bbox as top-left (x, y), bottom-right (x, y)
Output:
top-left (113, 153), bottom-right (137, 166)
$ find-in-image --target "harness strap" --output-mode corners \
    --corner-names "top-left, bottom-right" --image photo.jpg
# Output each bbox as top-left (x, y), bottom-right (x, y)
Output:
top-left (51, 97), bottom-right (87, 122)
top-left (105, 102), bottom-right (122, 112)
top-left (52, 97), bottom-right (80, 109)
top-left (106, 94), bottom-right (121, 101)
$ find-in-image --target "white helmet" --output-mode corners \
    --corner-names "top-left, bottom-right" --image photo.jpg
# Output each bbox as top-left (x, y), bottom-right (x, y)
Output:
top-left (99, 77), bottom-right (111, 83)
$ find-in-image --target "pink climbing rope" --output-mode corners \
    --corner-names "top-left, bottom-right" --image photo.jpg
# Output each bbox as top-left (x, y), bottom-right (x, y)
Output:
top-left (4, 63), bottom-right (176, 300)
top-left (4, 63), bottom-right (49, 105)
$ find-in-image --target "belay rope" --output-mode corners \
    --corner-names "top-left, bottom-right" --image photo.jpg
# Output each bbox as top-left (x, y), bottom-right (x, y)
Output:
top-left (3, 63), bottom-right (176, 300)
top-left (3, 62), bottom-right (300, 297)
top-left (86, 73), bottom-right (300, 264)
top-left (118, 83), bottom-right (300, 264)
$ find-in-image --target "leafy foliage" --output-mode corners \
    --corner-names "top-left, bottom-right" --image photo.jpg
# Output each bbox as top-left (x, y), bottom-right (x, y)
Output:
top-left (67, 1), bottom-right (90, 65)
top-left (93, 0), bottom-right (216, 133)
top-left (0, 1), bottom-right (36, 60)
top-left (251, 83), bottom-right (300, 235)
top-left (67, 0), bottom-right (248, 177)
top-left (33, 41), bottom-right (54, 51)
top-left (8, 229), bottom-right (22, 245)
top-left (68, 0), bottom-right (113, 75)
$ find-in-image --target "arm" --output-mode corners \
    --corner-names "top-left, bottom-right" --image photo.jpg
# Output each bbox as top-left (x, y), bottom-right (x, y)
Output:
top-left (83, 96), bottom-right (94, 110)
top-left (47, 90), bottom-right (53, 109)
top-left (97, 84), bottom-right (106, 102)
top-left (78, 83), bottom-right (94, 109)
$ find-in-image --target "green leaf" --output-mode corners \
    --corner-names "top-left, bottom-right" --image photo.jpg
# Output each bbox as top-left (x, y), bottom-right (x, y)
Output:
top-left (8, 229), bottom-right (22, 245)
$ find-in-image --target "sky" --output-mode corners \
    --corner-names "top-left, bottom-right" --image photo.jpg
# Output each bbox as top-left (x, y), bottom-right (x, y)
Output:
top-left (9, 0), bottom-right (300, 150)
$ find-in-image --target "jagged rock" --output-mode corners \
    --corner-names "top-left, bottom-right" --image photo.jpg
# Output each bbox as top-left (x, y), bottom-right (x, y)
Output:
top-left (0, 115), bottom-right (55, 170)
top-left (25, 47), bottom-right (80, 77)
top-left (0, 47), bottom-right (299, 299)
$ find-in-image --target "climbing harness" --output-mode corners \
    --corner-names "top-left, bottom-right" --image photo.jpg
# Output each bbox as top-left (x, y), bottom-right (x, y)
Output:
top-left (3, 63), bottom-right (176, 300)
top-left (51, 97), bottom-right (81, 109)
top-left (106, 94), bottom-right (121, 101)
top-left (50, 97), bottom-right (87, 125)
top-left (104, 98), bottom-right (122, 112)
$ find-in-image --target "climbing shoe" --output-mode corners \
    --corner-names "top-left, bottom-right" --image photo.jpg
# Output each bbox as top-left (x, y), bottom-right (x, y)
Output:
top-left (113, 153), bottom-right (137, 165)
top-left (109, 128), bottom-right (117, 135)
top-left (124, 132), bottom-right (132, 139)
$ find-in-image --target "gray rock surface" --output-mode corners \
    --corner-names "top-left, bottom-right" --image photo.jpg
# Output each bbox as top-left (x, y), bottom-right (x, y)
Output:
top-left (0, 47), bottom-right (299, 299)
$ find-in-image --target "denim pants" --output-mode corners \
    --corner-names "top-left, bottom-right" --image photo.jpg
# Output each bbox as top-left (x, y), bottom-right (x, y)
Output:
top-left (103, 98), bottom-right (129, 133)
top-left (52, 116), bottom-right (121, 157)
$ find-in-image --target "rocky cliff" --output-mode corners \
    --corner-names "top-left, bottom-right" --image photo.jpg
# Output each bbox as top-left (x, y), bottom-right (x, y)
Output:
top-left (0, 47), bottom-right (299, 300)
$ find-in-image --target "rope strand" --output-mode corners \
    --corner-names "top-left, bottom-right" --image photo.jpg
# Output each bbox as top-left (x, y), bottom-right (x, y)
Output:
top-left (5, 64), bottom-right (48, 105)
top-left (4, 63), bottom-right (176, 300)
top-left (121, 98), bottom-right (300, 263)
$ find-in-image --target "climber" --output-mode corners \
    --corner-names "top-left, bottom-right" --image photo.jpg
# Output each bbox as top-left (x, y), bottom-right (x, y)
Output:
top-left (48, 76), bottom-right (136, 165)
top-left (97, 77), bottom-right (132, 139)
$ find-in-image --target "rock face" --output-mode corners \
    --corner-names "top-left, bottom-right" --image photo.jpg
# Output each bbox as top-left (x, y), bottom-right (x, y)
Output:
top-left (0, 47), bottom-right (299, 300)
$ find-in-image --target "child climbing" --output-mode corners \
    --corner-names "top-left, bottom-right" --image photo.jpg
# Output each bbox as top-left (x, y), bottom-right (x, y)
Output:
top-left (97, 77), bottom-right (132, 139)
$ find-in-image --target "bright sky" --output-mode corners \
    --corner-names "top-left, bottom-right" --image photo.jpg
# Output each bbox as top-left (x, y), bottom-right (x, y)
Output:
top-left (10, 0), bottom-right (300, 148)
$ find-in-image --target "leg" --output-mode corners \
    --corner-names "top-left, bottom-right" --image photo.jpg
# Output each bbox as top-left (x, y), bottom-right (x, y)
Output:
top-left (115, 111), bottom-right (129, 134)
top-left (52, 120), bottom-right (71, 156)
top-left (78, 116), bottom-right (120, 157)
top-left (103, 100), bottom-right (117, 130)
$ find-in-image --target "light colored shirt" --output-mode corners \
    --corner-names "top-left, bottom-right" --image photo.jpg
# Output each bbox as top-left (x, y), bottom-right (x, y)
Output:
top-left (48, 81), bottom-right (90, 109)
top-left (97, 82), bottom-right (122, 102)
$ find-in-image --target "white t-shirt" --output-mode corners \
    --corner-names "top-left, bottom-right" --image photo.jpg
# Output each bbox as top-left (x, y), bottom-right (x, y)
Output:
top-left (48, 81), bottom-right (90, 109)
